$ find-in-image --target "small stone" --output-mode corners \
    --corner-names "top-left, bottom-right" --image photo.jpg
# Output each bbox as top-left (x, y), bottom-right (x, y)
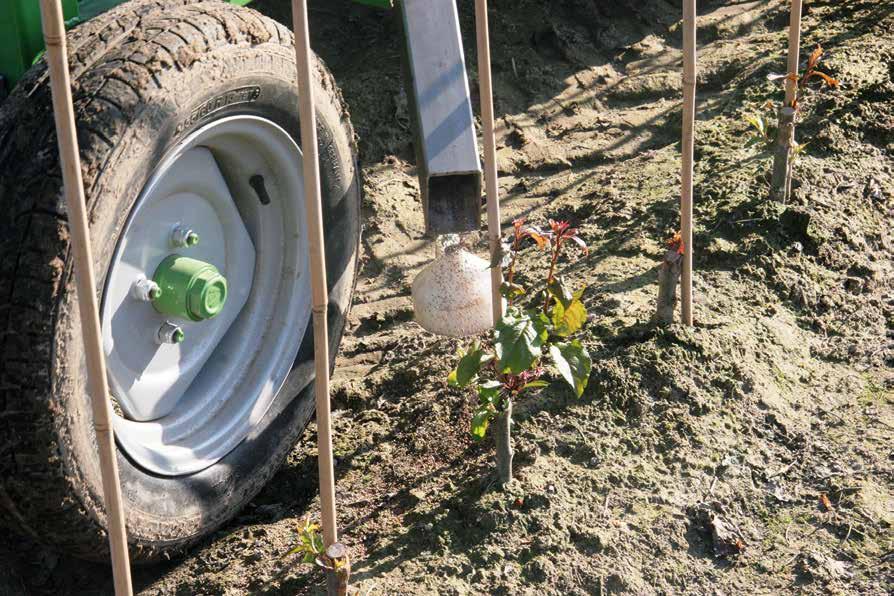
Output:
top-left (408, 488), bottom-right (427, 504)
top-left (797, 550), bottom-right (853, 583)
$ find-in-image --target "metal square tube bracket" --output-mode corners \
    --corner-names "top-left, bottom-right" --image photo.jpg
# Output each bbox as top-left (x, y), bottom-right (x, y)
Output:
top-left (399, 0), bottom-right (482, 236)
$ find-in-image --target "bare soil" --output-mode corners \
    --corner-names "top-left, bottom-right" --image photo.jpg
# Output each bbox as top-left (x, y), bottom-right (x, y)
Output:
top-left (2, 0), bottom-right (892, 594)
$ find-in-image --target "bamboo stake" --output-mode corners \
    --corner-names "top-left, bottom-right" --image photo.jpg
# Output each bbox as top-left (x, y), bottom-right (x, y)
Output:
top-left (680, 0), bottom-right (697, 326)
top-left (474, 0), bottom-right (505, 325)
top-left (783, 0), bottom-right (803, 108)
top-left (770, 0), bottom-right (803, 202)
top-left (37, 1), bottom-right (133, 593)
top-left (290, 0), bottom-right (340, 555)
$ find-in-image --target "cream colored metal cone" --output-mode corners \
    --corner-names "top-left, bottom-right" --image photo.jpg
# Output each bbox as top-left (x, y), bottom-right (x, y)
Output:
top-left (412, 246), bottom-right (496, 337)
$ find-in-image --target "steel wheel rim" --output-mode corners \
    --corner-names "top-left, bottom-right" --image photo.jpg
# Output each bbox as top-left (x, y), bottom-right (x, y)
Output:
top-left (100, 115), bottom-right (311, 476)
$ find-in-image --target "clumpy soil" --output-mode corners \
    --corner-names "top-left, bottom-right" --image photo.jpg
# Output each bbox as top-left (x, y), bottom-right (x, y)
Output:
top-left (4, 0), bottom-right (892, 594)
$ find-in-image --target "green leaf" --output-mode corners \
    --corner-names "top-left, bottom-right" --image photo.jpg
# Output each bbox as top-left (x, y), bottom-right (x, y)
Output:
top-left (471, 406), bottom-right (494, 440)
top-left (744, 113), bottom-right (765, 136)
top-left (494, 310), bottom-right (546, 374)
top-left (549, 340), bottom-right (592, 398)
top-left (521, 380), bottom-right (549, 391)
top-left (547, 281), bottom-right (587, 336)
top-left (547, 276), bottom-right (574, 308)
top-left (448, 341), bottom-right (493, 388)
top-left (500, 281), bottom-right (526, 300)
top-left (477, 380), bottom-right (503, 406)
top-left (285, 519), bottom-right (325, 563)
top-left (551, 292), bottom-right (587, 337)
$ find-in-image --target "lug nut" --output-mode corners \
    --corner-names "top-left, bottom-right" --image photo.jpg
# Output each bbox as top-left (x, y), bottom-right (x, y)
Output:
top-left (171, 225), bottom-right (200, 248)
top-left (157, 321), bottom-right (185, 345)
top-left (131, 277), bottom-right (162, 302)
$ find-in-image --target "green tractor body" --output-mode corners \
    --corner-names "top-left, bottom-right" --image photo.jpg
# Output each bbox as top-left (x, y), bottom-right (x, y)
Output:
top-left (0, 0), bottom-right (391, 95)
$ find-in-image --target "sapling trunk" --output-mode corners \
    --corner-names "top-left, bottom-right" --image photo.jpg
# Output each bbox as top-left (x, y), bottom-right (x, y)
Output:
top-left (656, 246), bottom-right (683, 325)
top-left (771, 0), bottom-right (803, 202)
top-left (323, 543), bottom-right (350, 596)
top-left (770, 106), bottom-right (797, 202)
top-left (495, 399), bottom-right (514, 485)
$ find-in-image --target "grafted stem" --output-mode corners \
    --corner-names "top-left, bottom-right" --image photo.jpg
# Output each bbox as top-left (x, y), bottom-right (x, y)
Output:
top-left (656, 246), bottom-right (683, 325)
top-left (770, 106), bottom-right (797, 202)
top-left (495, 399), bottom-right (514, 485)
top-left (323, 543), bottom-right (351, 596)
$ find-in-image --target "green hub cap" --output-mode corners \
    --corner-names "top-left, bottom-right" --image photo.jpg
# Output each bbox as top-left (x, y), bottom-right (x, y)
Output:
top-left (152, 255), bottom-right (228, 321)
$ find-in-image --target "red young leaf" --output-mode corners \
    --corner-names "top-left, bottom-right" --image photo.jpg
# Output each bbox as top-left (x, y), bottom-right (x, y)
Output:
top-left (806, 46), bottom-right (823, 71)
top-left (809, 71), bottom-right (839, 88)
top-left (666, 232), bottom-right (685, 255)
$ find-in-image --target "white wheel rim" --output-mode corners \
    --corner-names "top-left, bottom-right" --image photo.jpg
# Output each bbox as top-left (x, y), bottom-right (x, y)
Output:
top-left (101, 116), bottom-right (311, 476)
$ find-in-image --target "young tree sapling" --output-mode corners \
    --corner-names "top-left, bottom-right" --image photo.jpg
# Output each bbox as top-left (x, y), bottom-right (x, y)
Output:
top-left (769, 45), bottom-right (839, 201)
top-left (448, 218), bottom-right (592, 485)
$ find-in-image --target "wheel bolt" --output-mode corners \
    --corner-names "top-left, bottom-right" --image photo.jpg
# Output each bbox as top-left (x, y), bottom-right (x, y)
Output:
top-left (131, 277), bottom-right (162, 302)
top-left (157, 321), bottom-right (185, 345)
top-left (171, 225), bottom-right (200, 248)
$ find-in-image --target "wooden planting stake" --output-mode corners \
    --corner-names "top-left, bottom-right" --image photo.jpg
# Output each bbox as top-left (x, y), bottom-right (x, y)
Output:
top-left (290, 2), bottom-right (348, 592)
top-left (474, 0), bottom-right (505, 325)
top-left (770, 0), bottom-right (803, 202)
top-left (37, 1), bottom-right (133, 594)
top-left (680, 0), bottom-right (697, 326)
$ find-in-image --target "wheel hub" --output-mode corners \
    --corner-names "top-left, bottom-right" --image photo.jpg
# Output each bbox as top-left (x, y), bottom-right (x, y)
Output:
top-left (152, 255), bottom-right (229, 322)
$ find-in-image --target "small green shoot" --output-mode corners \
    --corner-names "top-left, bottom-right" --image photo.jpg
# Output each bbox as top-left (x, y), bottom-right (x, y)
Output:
top-left (285, 517), bottom-right (325, 565)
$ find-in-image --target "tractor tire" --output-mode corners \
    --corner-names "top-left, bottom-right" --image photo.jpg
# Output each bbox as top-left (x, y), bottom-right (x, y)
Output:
top-left (0, 0), bottom-right (360, 562)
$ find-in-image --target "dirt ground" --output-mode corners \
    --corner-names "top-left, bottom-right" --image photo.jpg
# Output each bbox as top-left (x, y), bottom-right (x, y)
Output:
top-left (3, 0), bottom-right (892, 594)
